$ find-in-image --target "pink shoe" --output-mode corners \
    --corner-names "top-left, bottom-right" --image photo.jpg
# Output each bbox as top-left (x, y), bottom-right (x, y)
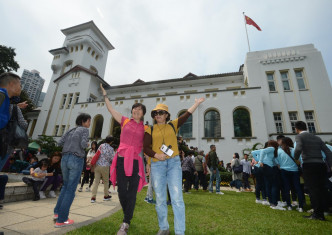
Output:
top-left (54, 219), bottom-right (74, 228)
top-left (53, 214), bottom-right (58, 220)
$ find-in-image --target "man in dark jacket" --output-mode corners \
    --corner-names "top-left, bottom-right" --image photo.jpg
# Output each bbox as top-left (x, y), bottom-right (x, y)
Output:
top-left (207, 145), bottom-right (223, 195)
top-left (294, 121), bottom-right (332, 221)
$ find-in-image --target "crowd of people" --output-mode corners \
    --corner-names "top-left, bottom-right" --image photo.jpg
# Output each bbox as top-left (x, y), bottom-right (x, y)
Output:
top-left (1, 72), bottom-right (332, 234)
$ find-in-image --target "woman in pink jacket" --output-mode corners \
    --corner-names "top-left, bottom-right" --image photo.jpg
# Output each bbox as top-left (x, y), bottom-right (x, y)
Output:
top-left (100, 84), bottom-right (147, 235)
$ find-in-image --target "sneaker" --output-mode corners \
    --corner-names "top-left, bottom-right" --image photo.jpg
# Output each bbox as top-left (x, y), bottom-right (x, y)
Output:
top-left (287, 206), bottom-right (292, 211)
top-left (156, 229), bottom-right (170, 235)
top-left (54, 219), bottom-right (74, 228)
top-left (144, 197), bottom-right (149, 203)
top-left (49, 191), bottom-right (56, 198)
top-left (307, 209), bottom-right (314, 213)
top-left (255, 199), bottom-right (263, 204)
top-left (236, 190), bottom-right (241, 193)
top-left (277, 201), bottom-right (287, 207)
top-left (91, 197), bottom-right (96, 203)
top-left (271, 205), bottom-right (286, 211)
top-left (78, 187), bottom-right (83, 192)
top-left (209, 191), bottom-right (213, 193)
top-left (292, 201), bottom-right (298, 207)
top-left (147, 199), bottom-right (156, 204)
top-left (104, 195), bottom-right (112, 201)
top-left (324, 212), bottom-right (330, 216)
top-left (117, 222), bottom-right (129, 235)
top-left (39, 191), bottom-right (46, 199)
top-left (216, 192), bottom-right (224, 195)
top-left (297, 207), bottom-right (303, 213)
top-left (53, 214), bottom-right (58, 220)
top-left (262, 201), bottom-right (270, 206)
top-left (85, 187), bottom-right (91, 192)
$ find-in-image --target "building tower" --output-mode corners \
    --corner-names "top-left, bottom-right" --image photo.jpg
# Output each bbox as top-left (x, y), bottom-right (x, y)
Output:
top-left (32, 21), bottom-right (114, 139)
top-left (21, 69), bottom-right (45, 106)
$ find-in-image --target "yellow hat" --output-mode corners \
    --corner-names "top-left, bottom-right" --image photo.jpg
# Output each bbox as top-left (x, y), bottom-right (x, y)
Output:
top-left (152, 103), bottom-right (169, 112)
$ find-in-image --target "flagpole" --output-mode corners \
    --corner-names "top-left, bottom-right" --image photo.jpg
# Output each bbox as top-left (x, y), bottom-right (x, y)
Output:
top-left (243, 12), bottom-right (251, 52)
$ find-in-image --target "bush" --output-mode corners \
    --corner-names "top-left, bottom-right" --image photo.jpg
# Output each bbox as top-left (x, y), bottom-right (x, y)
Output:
top-left (205, 171), bottom-right (232, 186)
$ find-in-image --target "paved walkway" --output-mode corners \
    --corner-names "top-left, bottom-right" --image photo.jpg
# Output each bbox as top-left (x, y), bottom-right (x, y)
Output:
top-left (0, 185), bottom-right (121, 235)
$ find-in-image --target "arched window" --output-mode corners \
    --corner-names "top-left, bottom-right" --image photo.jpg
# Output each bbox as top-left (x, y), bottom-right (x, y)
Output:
top-left (91, 115), bottom-right (104, 139)
top-left (233, 107), bottom-right (252, 137)
top-left (204, 110), bottom-right (221, 138)
top-left (178, 110), bottom-right (192, 138)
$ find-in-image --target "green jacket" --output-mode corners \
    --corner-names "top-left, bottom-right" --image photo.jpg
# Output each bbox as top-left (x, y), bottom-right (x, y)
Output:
top-left (208, 151), bottom-right (218, 170)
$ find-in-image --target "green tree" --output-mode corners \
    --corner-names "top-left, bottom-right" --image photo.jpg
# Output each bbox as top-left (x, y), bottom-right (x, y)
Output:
top-left (0, 45), bottom-right (20, 74)
top-left (32, 135), bottom-right (62, 156)
top-left (242, 142), bottom-right (263, 160)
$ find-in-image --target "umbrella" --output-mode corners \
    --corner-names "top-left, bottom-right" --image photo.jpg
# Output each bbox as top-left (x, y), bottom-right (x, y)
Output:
top-left (28, 142), bottom-right (40, 151)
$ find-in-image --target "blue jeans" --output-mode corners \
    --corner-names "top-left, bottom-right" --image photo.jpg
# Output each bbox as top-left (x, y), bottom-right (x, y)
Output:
top-left (151, 156), bottom-right (185, 235)
top-left (208, 167), bottom-right (221, 192)
top-left (254, 166), bottom-right (266, 200)
top-left (0, 153), bottom-right (10, 171)
top-left (54, 154), bottom-right (84, 223)
top-left (280, 169), bottom-right (304, 208)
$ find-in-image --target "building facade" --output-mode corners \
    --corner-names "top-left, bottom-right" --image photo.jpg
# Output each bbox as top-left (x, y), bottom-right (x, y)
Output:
top-left (27, 21), bottom-right (332, 162)
top-left (21, 69), bottom-right (45, 106)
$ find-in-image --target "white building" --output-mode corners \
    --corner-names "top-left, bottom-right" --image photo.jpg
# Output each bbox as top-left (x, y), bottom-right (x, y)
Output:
top-left (21, 69), bottom-right (45, 106)
top-left (27, 21), bottom-right (332, 162)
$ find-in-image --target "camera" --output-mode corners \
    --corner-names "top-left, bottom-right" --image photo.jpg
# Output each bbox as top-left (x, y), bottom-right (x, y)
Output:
top-left (160, 144), bottom-right (173, 157)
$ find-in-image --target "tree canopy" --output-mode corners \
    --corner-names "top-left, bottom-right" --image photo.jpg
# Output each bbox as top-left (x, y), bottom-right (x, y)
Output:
top-left (0, 45), bottom-right (20, 74)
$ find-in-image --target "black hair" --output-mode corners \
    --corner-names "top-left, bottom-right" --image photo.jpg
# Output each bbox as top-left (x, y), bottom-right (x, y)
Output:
top-left (210, 145), bottom-right (215, 149)
top-left (276, 135), bottom-right (285, 140)
top-left (105, 135), bottom-right (114, 144)
top-left (234, 153), bottom-right (240, 159)
top-left (76, 113), bottom-right (91, 126)
top-left (281, 137), bottom-right (293, 156)
top-left (132, 103), bottom-right (146, 115)
top-left (283, 137), bottom-right (294, 148)
top-left (0, 72), bottom-right (20, 87)
top-left (295, 121), bottom-right (307, 131)
top-left (91, 141), bottom-right (98, 150)
top-left (31, 155), bottom-right (38, 162)
top-left (152, 111), bottom-right (171, 124)
top-left (264, 142), bottom-right (268, 148)
top-left (41, 161), bottom-right (49, 168)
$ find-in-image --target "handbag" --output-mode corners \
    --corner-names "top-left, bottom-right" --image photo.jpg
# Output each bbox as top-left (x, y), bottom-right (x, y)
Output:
top-left (7, 105), bottom-right (29, 148)
top-left (233, 161), bottom-right (243, 174)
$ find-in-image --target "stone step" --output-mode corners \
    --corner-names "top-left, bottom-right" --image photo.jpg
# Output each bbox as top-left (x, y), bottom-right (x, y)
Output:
top-left (4, 182), bottom-right (36, 203)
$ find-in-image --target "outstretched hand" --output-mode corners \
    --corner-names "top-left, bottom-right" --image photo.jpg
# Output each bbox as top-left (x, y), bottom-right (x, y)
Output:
top-left (195, 97), bottom-right (205, 105)
top-left (100, 83), bottom-right (107, 96)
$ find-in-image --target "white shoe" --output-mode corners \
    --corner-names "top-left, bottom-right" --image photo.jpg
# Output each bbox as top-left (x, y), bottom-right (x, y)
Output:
top-left (292, 201), bottom-right (298, 206)
top-left (297, 207), bottom-right (303, 213)
top-left (39, 191), bottom-right (46, 199)
top-left (78, 187), bottom-right (83, 192)
top-left (236, 190), bottom-right (241, 193)
top-left (216, 192), bottom-right (224, 195)
top-left (262, 201), bottom-right (270, 206)
top-left (271, 205), bottom-right (286, 211)
top-left (287, 206), bottom-right (292, 211)
top-left (255, 199), bottom-right (263, 204)
top-left (324, 212), bottom-right (329, 216)
top-left (85, 187), bottom-right (91, 192)
top-left (277, 201), bottom-right (286, 207)
top-left (307, 209), bottom-right (314, 213)
top-left (49, 191), bottom-right (56, 198)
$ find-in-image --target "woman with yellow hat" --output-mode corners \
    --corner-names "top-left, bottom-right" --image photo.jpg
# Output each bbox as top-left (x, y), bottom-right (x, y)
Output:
top-left (144, 98), bottom-right (205, 235)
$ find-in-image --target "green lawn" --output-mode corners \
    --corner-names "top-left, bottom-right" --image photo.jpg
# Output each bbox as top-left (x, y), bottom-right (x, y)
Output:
top-left (69, 188), bottom-right (332, 235)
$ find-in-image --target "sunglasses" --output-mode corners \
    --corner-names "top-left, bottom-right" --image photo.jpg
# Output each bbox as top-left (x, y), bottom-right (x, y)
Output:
top-left (152, 110), bottom-right (167, 116)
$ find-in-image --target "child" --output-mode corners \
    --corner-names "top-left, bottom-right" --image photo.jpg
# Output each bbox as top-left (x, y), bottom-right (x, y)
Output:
top-left (22, 161), bottom-right (48, 201)
top-left (21, 155), bottom-right (38, 175)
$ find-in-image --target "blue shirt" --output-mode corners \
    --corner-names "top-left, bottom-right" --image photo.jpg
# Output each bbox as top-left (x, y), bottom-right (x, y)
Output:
top-left (251, 149), bottom-right (261, 168)
top-left (0, 88), bottom-right (10, 129)
top-left (259, 147), bottom-right (277, 167)
top-left (276, 148), bottom-right (298, 172)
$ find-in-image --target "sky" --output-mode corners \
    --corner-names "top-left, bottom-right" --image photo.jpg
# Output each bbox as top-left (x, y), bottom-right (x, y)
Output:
top-left (1, 0), bottom-right (332, 92)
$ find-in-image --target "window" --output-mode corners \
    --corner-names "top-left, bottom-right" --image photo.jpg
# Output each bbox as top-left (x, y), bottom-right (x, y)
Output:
top-left (266, 73), bottom-right (276, 92)
top-left (91, 51), bottom-right (95, 56)
top-left (280, 71), bottom-right (291, 91)
top-left (204, 110), bottom-right (221, 138)
top-left (54, 125), bottom-right (59, 136)
top-left (75, 92), bottom-right (80, 104)
top-left (233, 108), bottom-right (252, 137)
top-left (67, 94), bottom-right (73, 108)
top-left (61, 125), bottom-right (66, 135)
top-left (75, 46), bottom-right (78, 51)
top-left (80, 44), bottom-right (83, 50)
top-left (288, 112), bottom-right (298, 133)
top-left (295, 70), bottom-right (306, 90)
top-left (178, 111), bottom-right (192, 138)
top-left (88, 94), bottom-right (96, 103)
top-left (305, 111), bottom-right (316, 133)
top-left (60, 94), bottom-right (67, 109)
top-left (273, 113), bottom-right (284, 133)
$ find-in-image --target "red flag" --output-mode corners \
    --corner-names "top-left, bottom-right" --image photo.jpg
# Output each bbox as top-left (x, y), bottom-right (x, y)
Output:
top-left (245, 15), bottom-right (262, 31)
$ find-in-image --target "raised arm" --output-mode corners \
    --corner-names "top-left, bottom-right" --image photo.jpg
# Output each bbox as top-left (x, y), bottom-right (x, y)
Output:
top-left (100, 83), bottom-right (122, 124)
top-left (188, 97), bottom-right (205, 114)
